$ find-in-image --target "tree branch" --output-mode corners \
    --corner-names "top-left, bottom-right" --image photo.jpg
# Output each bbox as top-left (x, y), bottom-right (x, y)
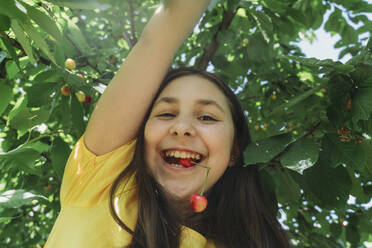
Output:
top-left (128, 0), bottom-right (138, 45)
top-left (197, 9), bottom-right (237, 70)
top-left (121, 29), bottom-right (135, 49)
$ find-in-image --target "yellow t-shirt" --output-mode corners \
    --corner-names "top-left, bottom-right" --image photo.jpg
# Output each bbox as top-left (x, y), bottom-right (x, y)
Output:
top-left (44, 134), bottom-right (216, 248)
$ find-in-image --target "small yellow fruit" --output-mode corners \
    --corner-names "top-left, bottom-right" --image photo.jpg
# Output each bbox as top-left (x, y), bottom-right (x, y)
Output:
top-left (242, 38), bottom-right (249, 47)
top-left (60, 84), bottom-right (70, 96)
top-left (75, 90), bottom-right (86, 102)
top-left (263, 124), bottom-right (268, 131)
top-left (276, 88), bottom-right (281, 93)
top-left (254, 125), bottom-right (260, 131)
top-left (65, 58), bottom-right (76, 70)
top-left (271, 95), bottom-right (277, 100)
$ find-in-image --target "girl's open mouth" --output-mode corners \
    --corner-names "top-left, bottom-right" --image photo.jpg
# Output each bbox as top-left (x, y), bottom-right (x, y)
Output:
top-left (161, 150), bottom-right (203, 168)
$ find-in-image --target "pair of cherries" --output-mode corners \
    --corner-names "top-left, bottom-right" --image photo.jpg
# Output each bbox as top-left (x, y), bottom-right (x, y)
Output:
top-left (178, 158), bottom-right (210, 213)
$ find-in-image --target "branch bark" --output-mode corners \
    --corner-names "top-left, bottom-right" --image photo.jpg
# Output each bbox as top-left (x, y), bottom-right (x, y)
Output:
top-left (197, 9), bottom-right (237, 71)
top-left (128, 0), bottom-right (138, 45)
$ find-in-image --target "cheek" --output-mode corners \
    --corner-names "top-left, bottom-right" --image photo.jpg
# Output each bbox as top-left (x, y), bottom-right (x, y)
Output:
top-left (144, 120), bottom-right (168, 157)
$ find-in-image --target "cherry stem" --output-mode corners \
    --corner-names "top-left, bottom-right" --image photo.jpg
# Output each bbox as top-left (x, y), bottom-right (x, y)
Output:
top-left (191, 161), bottom-right (211, 196)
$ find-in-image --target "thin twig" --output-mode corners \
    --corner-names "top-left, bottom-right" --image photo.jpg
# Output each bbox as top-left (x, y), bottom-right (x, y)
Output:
top-left (65, 35), bottom-right (101, 74)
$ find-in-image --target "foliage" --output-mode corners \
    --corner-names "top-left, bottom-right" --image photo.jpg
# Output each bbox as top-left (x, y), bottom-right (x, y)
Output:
top-left (0, 0), bottom-right (371, 247)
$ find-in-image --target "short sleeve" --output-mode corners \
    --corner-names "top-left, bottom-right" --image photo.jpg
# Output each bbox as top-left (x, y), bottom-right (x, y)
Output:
top-left (59, 134), bottom-right (137, 207)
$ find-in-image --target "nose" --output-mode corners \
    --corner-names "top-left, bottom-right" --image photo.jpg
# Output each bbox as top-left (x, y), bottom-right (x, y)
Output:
top-left (169, 118), bottom-right (196, 137)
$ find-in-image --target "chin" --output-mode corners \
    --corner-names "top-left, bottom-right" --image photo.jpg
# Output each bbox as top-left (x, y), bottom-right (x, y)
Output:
top-left (164, 185), bottom-right (193, 200)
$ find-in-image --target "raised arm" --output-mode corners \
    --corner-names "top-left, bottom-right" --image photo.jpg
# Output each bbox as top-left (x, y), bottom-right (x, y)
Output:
top-left (84, 0), bottom-right (211, 155)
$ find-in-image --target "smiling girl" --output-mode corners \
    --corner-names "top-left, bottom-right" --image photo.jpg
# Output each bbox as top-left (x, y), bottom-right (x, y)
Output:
top-left (45, 0), bottom-right (291, 247)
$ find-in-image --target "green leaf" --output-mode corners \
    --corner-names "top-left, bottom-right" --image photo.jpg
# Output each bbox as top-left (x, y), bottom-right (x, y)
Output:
top-left (10, 19), bottom-right (36, 63)
top-left (70, 95), bottom-right (85, 137)
top-left (271, 167), bottom-right (301, 204)
top-left (269, 86), bottom-right (322, 117)
top-left (0, 189), bottom-right (47, 209)
top-left (0, 82), bottom-right (13, 116)
top-left (330, 223), bottom-right (342, 239)
top-left (23, 141), bottom-right (51, 154)
top-left (244, 134), bottom-right (293, 165)
top-left (65, 17), bottom-right (91, 54)
top-left (34, 69), bottom-right (64, 83)
top-left (0, 13), bottom-right (11, 32)
top-left (44, 0), bottom-right (111, 10)
top-left (0, 51), bottom-right (7, 64)
top-left (351, 87), bottom-right (372, 121)
top-left (5, 60), bottom-right (20, 79)
top-left (322, 134), bottom-right (366, 171)
top-left (281, 55), bottom-right (355, 73)
top-left (20, 18), bottom-right (57, 65)
top-left (0, 0), bottom-right (27, 19)
top-left (304, 158), bottom-right (352, 208)
top-left (280, 137), bottom-right (319, 174)
top-left (346, 225), bottom-right (360, 245)
top-left (8, 94), bottom-right (27, 120)
top-left (9, 108), bottom-right (50, 132)
top-left (262, 0), bottom-right (288, 14)
top-left (24, 82), bottom-right (58, 107)
top-left (22, 2), bottom-right (64, 42)
top-left (362, 143), bottom-right (372, 177)
top-left (0, 147), bottom-right (41, 175)
top-left (0, 37), bottom-right (20, 70)
top-left (251, 11), bottom-right (273, 43)
top-left (50, 137), bottom-right (71, 180)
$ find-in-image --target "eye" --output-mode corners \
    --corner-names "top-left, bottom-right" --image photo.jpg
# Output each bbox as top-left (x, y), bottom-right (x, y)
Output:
top-left (156, 113), bottom-right (175, 119)
top-left (199, 115), bottom-right (217, 122)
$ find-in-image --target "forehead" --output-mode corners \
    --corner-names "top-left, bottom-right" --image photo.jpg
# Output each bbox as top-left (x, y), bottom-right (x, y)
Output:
top-left (156, 75), bottom-right (230, 108)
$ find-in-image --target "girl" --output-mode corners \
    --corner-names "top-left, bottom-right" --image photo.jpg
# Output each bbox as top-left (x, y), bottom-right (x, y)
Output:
top-left (45, 0), bottom-right (291, 247)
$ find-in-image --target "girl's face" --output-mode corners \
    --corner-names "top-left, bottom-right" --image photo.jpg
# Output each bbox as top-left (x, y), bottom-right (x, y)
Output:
top-left (144, 75), bottom-right (235, 200)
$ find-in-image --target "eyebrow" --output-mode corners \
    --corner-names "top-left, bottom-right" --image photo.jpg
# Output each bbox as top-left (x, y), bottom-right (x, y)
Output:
top-left (154, 97), bottom-right (225, 113)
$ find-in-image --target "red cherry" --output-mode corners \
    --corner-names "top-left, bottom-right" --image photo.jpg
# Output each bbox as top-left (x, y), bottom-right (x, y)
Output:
top-left (178, 158), bottom-right (193, 167)
top-left (190, 193), bottom-right (207, 213)
top-left (84, 95), bottom-right (92, 104)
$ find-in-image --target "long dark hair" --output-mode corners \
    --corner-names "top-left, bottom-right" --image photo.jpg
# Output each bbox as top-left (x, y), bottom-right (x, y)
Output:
top-left (109, 68), bottom-right (291, 247)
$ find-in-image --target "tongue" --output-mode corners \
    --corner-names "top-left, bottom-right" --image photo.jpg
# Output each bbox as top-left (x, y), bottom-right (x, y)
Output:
top-left (178, 158), bottom-right (194, 168)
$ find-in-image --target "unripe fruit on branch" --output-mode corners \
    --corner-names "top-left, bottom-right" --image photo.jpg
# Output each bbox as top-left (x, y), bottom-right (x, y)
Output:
top-left (271, 94), bottom-right (277, 100)
top-left (190, 193), bottom-right (207, 213)
top-left (254, 125), bottom-right (260, 131)
top-left (263, 123), bottom-right (268, 131)
top-left (75, 91), bottom-right (86, 102)
top-left (65, 58), bottom-right (76, 70)
top-left (60, 84), bottom-right (70, 96)
top-left (242, 38), bottom-right (249, 47)
top-left (346, 98), bottom-right (352, 110)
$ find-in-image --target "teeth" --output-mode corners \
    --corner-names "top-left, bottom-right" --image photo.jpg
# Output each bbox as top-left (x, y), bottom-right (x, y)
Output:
top-left (171, 163), bottom-right (183, 168)
top-left (175, 151), bottom-right (180, 158)
top-left (164, 150), bottom-right (202, 160)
